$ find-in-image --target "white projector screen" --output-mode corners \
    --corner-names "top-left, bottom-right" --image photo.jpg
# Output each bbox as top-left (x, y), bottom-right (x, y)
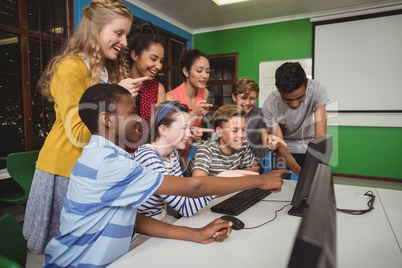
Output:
top-left (314, 12), bottom-right (402, 112)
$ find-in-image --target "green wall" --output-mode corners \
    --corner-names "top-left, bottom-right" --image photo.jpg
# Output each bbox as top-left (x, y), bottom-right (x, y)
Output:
top-left (194, 19), bottom-right (402, 180)
top-left (328, 126), bottom-right (402, 179)
top-left (194, 18), bottom-right (312, 106)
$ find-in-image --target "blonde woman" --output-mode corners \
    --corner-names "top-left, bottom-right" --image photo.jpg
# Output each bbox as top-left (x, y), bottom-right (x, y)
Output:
top-left (23, 0), bottom-right (146, 255)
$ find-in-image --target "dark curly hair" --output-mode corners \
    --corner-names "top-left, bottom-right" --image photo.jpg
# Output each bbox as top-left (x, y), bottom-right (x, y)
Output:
top-left (180, 48), bottom-right (208, 79)
top-left (275, 62), bottom-right (307, 93)
top-left (127, 22), bottom-right (165, 67)
top-left (79, 83), bottom-right (131, 133)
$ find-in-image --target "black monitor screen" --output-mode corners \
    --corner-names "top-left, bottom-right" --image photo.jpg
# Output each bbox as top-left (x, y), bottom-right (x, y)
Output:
top-left (288, 163), bottom-right (337, 268)
top-left (288, 134), bottom-right (333, 216)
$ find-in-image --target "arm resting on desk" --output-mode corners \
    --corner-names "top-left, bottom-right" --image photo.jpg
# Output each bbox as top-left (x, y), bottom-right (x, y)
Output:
top-left (135, 213), bottom-right (232, 244)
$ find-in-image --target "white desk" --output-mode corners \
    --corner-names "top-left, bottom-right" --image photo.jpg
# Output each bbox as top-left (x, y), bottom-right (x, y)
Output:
top-left (0, 168), bottom-right (10, 180)
top-left (109, 181), bottom-right (402, 268)
top-left (377, 188), bottom-right (402, 252)
top-left (335, 185), bottom-right (401, 268)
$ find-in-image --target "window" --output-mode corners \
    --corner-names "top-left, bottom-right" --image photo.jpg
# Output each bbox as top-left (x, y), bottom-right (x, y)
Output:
top-left (207, 53), bottom-right (238, 111)
top-left (0, 0), bottom-right (73, 151)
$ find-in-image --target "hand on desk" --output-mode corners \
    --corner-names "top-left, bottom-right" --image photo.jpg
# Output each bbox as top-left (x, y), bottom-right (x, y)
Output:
top-left (196, 218), bottom-right (233, 244)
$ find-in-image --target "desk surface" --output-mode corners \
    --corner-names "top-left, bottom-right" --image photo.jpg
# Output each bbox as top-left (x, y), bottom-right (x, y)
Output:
top-left (377, 188), bottom-right (402, 253)
top-left (109, 181), bottom-right (402, 268)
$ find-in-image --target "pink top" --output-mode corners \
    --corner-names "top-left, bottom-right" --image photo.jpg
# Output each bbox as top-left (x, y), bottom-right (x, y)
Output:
top-left (167, 82), bottom-right (206, 127)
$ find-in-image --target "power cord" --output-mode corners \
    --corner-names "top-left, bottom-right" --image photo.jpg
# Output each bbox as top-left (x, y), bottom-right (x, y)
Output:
top-left (243, 203), bottom-right (291, 230)
top-left (337, 190), bottom-right (376, 215)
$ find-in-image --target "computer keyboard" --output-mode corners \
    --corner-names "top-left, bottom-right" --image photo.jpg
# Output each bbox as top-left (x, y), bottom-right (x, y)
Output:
top-left (210, 188), bottom-right (272, 216)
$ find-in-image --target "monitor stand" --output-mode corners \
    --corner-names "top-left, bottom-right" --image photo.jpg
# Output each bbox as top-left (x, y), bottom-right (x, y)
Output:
top-left (288, 199), bottom-right (308, 217)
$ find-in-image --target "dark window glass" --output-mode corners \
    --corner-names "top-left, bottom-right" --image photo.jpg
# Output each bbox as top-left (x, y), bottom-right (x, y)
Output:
top-left (29, 41), bottom-right (58, 149)
top-left (0, 31), bottom-right (24, 147)
top-left (27, 0), bottom-right (67, 38)
top-left (0, 0), bottom-right (19, 27)
top-left (27, 0), bottom-right (39, 31)
top-left (209, 56), bottom-right (236, 80)
top-left (2, 0), bottom-right (71, 151)
top-left (171, 40), bottom-right (184, 89)
top-left (156, 36), bottom-right (169, 90)
top-left (171, 40), bottom-right (183, 68)
top-left (207, 54), bottom-right (238, 110)
top-left (172, 69), bottom-right (181, 90)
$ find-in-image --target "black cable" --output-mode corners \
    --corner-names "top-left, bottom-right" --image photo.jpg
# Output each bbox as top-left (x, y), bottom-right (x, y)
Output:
top-left (243, 203), bottom-right (291, 230)
top-left (337, 190), bottom-right (376, 215)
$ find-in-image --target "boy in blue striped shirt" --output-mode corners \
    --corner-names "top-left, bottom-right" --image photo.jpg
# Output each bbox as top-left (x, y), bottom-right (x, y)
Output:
top-left (42, 84), bottom-right (287, 267)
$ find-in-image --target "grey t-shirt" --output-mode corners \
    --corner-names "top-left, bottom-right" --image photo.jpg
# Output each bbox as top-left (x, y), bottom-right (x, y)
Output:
top-left (262, 79), bottom-right (328, 154)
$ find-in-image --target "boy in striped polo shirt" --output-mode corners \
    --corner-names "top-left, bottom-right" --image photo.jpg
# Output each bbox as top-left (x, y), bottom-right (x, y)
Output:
top-left (42, 84), bottom-right (287, 267)
top-left (189, 104), bottom-right (260, 177)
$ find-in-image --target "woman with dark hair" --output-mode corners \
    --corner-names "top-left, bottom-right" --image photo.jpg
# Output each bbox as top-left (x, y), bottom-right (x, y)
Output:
top-left (166, 48), bottom-right (212, 130)
top-left (126, 22), bottom-right (166, 153)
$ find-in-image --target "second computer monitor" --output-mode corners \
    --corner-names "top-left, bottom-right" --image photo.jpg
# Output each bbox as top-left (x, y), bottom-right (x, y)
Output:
top-left (288, 134), bottom-right (333, 216)
top-left (287, 163), bottom-right (337, 268)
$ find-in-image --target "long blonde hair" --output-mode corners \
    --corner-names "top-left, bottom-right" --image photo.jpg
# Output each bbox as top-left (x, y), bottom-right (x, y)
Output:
top-left (38, 0), bottom-right (133, 100)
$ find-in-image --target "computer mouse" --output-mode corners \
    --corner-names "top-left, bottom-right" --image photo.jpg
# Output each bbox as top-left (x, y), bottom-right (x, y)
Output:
top-left (220, 215), bottom-right (245, 230)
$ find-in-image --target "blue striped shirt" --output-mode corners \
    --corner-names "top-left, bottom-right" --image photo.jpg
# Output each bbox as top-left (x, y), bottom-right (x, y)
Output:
top-left (42, 136), bottom-right (164, 268)
top-left (134, 144), bottom-right (213, 219)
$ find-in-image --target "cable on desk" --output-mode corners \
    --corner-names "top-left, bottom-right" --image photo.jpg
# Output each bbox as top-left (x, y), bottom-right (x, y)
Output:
top-left (337, 190), bottom-right (376, 215)
top-left (243, 203), bottom-right (291, 230)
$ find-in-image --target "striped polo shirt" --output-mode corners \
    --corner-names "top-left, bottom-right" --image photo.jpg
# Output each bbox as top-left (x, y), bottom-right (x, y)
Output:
top-left (42, 135), bottom-right (163, 267)
top-left (188, 140), bottom-right (255, 176)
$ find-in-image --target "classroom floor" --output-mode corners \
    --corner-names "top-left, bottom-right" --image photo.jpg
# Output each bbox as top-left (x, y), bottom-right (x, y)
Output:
top-left (0, 176), bottom-right (401, 268)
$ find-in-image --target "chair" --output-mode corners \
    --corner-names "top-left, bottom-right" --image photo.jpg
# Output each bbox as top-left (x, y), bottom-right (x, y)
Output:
top-left (0, 150), bottom-right (40, 205)
top-left (0, 214), bottom-right (27, 268)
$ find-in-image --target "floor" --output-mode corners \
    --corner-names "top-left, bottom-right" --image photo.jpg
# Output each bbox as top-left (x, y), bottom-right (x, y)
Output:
top-left (1, 176), bottom-right (401, 268)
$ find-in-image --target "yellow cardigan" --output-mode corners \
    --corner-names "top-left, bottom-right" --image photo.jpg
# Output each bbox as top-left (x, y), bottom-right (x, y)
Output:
top-left (36, 55), bottom-right (92, 177)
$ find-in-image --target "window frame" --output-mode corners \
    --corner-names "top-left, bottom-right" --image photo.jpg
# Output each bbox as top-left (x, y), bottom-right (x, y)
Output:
top-left (207, 52), bottom-right (239, 111)
top-left (0, 0), bottom-right (73, 150)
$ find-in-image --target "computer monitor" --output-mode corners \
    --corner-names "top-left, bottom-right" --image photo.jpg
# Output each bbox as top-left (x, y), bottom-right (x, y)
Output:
top-left (288, 163), bottom-right (337, 268)
top-left (288, 134), bottom-right (333, 216)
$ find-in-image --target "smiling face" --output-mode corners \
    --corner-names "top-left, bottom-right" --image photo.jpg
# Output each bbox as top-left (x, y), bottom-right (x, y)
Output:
top-left (232, 91), bottom-right (258, 116)
top-left (184, 56), bottom-right (210, 89)
top-left (216, 115), bottom-right (246, 154)
top-left (98, 15), bottom-right (131, 61)
top-left (131, 42), bottom-right (164, 79)
top-left (162, 112), bottom-right (191, 150)
top-left (279, 85), bottom-right (307, 110)
top-left (111, 94), bottom-right (142, 146)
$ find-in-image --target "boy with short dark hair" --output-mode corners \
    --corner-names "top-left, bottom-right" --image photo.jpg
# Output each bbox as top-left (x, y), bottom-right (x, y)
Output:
top-left (43, 84), bottom-right (287, 267)
top-left (262, 62), bottom-right (328, 177)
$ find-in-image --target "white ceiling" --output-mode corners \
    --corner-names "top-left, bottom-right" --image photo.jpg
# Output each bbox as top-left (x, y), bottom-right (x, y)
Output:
top-left (127, 0), bottom-right (402, 33)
